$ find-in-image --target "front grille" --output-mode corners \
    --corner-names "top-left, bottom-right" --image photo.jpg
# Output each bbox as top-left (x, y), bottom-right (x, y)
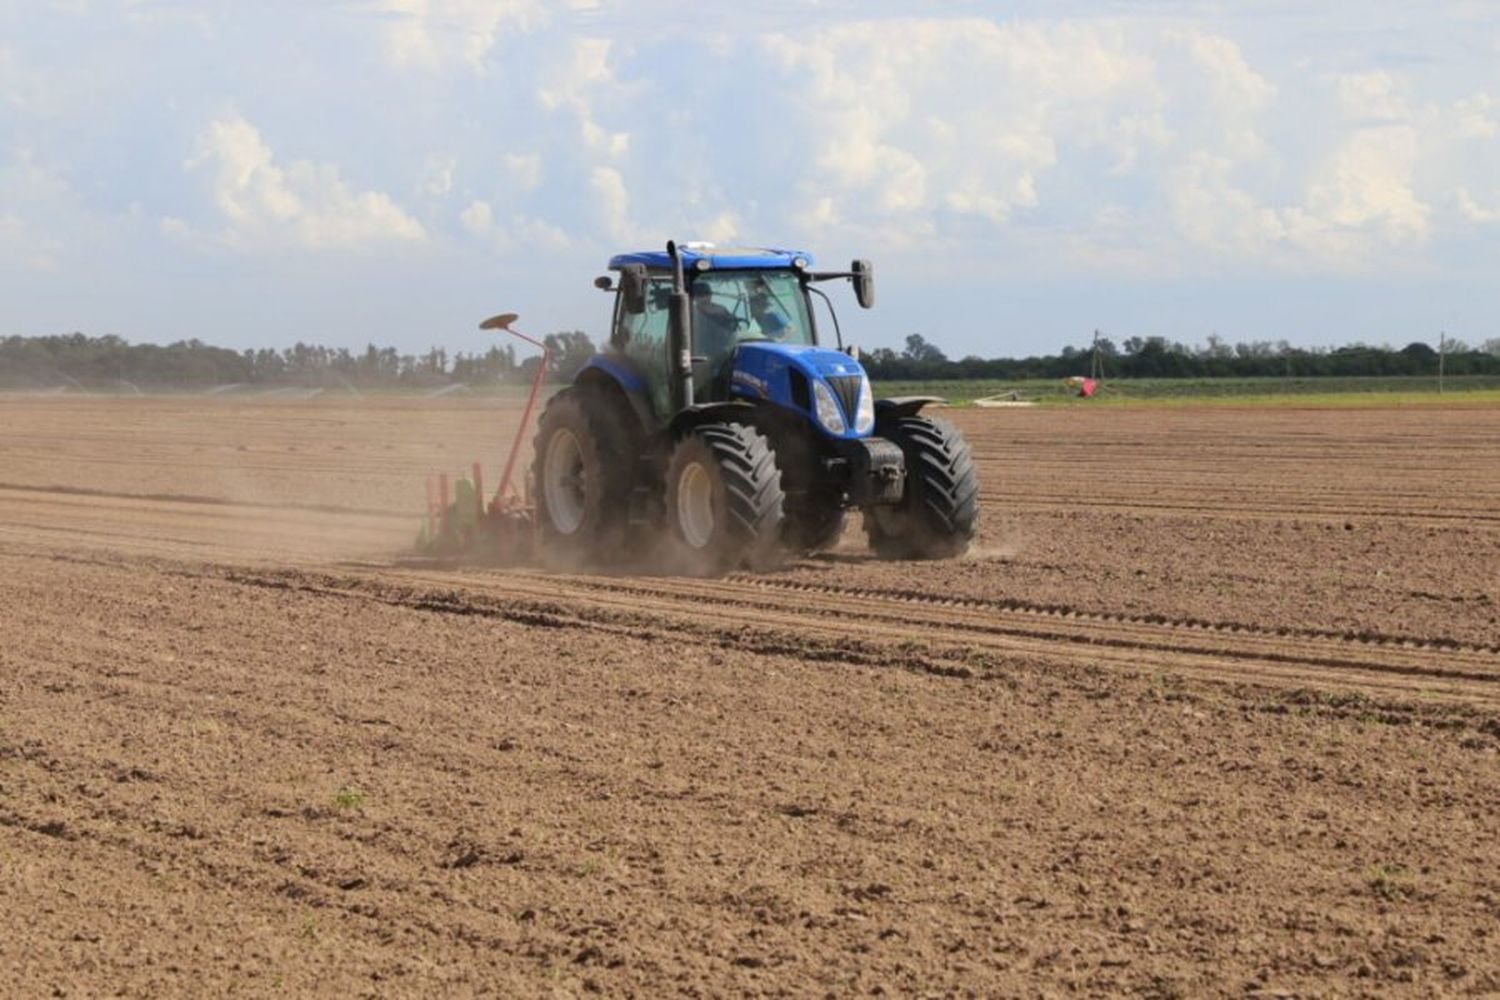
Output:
top-left (825, 375), bottom-right (862, 424)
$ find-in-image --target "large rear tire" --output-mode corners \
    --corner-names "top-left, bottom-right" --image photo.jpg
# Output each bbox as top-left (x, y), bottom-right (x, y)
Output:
top-left (865, 415), bottom-right (978, 560)
top-left (531, 387), bottom-right (634, 567)
top-left (665, 423), bottom-right (786, 574)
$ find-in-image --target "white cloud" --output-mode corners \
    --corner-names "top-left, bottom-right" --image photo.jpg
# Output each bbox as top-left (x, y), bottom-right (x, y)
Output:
top-left (756, 17), bottom-right (1476, 273)
top-left (1168, 104), bottom-right (1432, 267)
top-left (460, 198), bottom-right (493, 233)
top-left (379, 0), bottom-right (544, 72)
top-left (0, 46), bottom-right (24, 110)
top-left (0, 44), bottom-right (51, 114)
top-left (0, 151), bottom-right (77, 270)
top-left (1457, 189), bottom-right (1500, 223)
top-left (421, 154), bottom-right (457, 196)
top-left (186, 114), bottom-right (426, 250)
top-left (537, 35), bottom-right (613, 107)
top-left (503, 151), bottom-right (543, 191)
top-left (1452, 92), bottom-right (1498, 140)
top-left (158, 216), bottom-right (191, 240)
top-left (589, 165), bottom-right (631, 241)
top-left (508, 213), bottom-right (570, 249)
top-left (762, 19), bottom-right (1161, 242)
top-left (1168, 152), bottom-right (1286, 256)
top-left (539, 37), bottom-right (629, 158)
top-left (1306, 125), bottom-right (1429, 244)
top-left (1335, 71), bottom-right (1410, 123)
top-left (0, 212), bottom-right (60, 270)
top-left (1177, 30), bottom-right (1275, 159)
top-left (456, 206), bottom-right (572, 251)
top-left (696, 210), bottom-right (741, 245)
top-left (1184, 32), bottom-right (1276, 112)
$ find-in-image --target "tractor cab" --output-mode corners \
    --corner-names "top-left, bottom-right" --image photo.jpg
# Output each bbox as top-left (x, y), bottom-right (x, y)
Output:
top-left (609, 260), bottom-right (816, 413)
top-left (597, 244), bottom-right (875, 428)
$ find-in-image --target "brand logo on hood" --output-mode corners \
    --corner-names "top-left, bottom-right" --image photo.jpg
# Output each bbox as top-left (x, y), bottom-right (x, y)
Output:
top-left (731, 368), bottom-right (770, 398)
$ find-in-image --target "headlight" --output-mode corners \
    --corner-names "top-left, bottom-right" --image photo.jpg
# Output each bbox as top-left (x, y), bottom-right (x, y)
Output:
top-left (854, 375), bottom-right (875, 433)
top-left (812, 378), bottom-right (847, 434)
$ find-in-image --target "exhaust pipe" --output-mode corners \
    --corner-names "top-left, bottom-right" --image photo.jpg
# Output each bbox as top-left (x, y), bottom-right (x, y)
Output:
top-left (666, 240), bottom-right (693, 411)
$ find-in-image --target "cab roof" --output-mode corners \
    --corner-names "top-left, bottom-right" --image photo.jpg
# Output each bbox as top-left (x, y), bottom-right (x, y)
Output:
top-left (608, 245), bottom-right (814, 271)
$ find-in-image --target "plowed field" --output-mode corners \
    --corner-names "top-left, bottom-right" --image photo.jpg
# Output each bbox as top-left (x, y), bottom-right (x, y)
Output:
top-left (2, 394), bottom-right (1498, 997)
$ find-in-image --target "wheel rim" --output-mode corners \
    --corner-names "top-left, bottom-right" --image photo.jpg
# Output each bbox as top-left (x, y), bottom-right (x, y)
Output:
top-left (676, 461), bottom-right (715, 549)
top-left (543, 428), bottom-right (586, 534)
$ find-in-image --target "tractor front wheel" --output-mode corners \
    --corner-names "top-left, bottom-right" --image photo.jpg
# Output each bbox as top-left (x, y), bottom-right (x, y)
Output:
top-left (665, 423), bottom-right (786, 574)
top-left (865, 415), bottom-right (978, 560)
top-left (532, 387), bottom-right (634, 567)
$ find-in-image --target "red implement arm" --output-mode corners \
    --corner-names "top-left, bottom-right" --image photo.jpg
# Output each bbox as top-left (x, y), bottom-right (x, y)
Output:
top-left (480, 314), bottom-right (550, 506)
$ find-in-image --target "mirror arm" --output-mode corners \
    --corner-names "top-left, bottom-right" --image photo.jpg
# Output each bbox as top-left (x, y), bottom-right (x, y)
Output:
top-left (807, 286), bottom-right (843, 352)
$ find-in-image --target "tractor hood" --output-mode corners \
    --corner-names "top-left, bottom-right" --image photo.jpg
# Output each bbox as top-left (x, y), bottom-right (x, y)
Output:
top-left (728, 342), bottom-right (876, 439)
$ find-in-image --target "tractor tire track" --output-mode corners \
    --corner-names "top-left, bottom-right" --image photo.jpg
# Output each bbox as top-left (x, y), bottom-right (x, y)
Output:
top-left (982, 493), bottom-right (1500, 526)
top-left (197, 560), bottom-right (1500, 708)
top-left (722, 574), bottom-right (1500, 656)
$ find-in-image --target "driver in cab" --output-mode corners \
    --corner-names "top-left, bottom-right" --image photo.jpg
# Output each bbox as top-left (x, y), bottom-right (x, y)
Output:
top-left (690, 281), bottom-right (740, 395)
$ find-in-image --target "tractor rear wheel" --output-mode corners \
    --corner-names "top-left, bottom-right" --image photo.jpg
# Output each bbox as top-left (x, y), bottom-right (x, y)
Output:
top-left (865, 415), bottom-right (978, 560)
top-left (665, 422), bottom-right (786, 574)
top-left (532, 387), bottom-right (634, 567)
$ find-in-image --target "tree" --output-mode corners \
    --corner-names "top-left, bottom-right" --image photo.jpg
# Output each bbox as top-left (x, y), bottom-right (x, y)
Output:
top-left (902, 333), bottom-right (948, 364)
top-left (543, 331), bottom-right (597, 382)
top-left (1202, 334), bottom-right (1233, 360)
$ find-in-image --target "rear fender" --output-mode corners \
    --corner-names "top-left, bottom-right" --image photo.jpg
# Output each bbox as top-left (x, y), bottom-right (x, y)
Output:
top-left (577, 355), bottom-right (656, 437)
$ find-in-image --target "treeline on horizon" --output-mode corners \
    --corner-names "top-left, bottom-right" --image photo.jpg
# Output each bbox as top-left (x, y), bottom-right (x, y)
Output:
top-left (867, 333), bottom-right (1500, 380)
top-left (3, 330), bottom-right (1499, 390)
top-left (0, 332), bottom-right (596, 390)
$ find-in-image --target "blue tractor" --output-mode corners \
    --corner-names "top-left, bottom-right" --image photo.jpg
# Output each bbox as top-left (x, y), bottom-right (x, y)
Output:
top-left (532, 240), bottom-right (979, 571)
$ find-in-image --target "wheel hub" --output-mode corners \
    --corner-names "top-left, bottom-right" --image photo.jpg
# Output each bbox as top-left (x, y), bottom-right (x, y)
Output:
top-left (676, 461), bottom-right (716, 549)
top-left (543, 428), bottom-right (586, 534)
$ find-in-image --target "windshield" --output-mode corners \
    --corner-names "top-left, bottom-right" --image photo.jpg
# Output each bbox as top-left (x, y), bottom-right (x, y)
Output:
top-left (688, 270), bottom-right (814, 348)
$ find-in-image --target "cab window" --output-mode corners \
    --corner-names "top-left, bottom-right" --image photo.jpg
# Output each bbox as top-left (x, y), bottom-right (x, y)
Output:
top-left (613, 277), bottom-right (673, 417)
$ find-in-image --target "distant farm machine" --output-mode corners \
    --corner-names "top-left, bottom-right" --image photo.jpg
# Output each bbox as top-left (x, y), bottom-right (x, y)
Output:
top-left (419, 241), bottom-right (979, 572)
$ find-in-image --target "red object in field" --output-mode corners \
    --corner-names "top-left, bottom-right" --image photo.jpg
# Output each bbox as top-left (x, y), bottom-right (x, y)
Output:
top-left (1064, 375), bottom-right (1098, 397)
top-left (415, 313), bottom-right (548, 561)
top-left (487, 317), bottom-right (550, 509)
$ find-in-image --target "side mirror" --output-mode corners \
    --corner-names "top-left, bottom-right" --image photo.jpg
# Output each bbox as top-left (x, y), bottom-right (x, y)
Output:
top-left (594, 275), bottom-right (614, 291)
top-left (851, 259), bottom-right (874, 309)
top-left (620, 264), bottom-right (647, 315)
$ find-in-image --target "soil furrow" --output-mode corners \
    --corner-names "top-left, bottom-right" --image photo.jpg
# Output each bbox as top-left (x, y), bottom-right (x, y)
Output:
top-left (208, 563), bottom-right (1500, 706)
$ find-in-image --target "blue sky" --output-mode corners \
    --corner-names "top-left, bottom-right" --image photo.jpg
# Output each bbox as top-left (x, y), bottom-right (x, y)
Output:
top-left (3, 1), bottom-right (1499, 359)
